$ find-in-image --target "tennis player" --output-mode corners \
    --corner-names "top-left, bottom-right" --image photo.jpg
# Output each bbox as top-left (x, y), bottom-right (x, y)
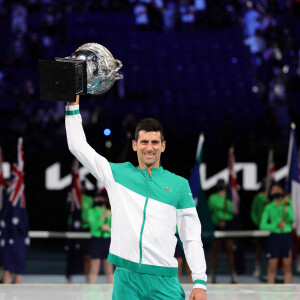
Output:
top-left (65, 95), bottom-right (207, 300)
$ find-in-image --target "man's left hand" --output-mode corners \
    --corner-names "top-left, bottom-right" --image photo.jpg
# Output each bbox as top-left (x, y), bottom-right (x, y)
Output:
top-left (189, 288), bottom-right (207, 300)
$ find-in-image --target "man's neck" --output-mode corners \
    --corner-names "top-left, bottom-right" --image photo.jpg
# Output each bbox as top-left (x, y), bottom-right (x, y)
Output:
top-left (138, 162), bottom-right (160, 177)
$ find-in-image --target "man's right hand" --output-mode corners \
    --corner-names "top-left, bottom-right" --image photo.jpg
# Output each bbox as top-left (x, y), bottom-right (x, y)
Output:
top-left (67, 95), bottom-right (80, 106)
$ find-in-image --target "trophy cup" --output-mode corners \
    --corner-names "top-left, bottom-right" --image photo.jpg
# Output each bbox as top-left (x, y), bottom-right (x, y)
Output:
top-left (39, 43), bottom-right (123, 102)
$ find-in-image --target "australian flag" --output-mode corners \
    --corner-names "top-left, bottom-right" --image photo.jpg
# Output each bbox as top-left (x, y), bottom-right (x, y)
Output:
top-left (285, 123), bottom-right (300, 236)
top-left (65, 157), bottom-right (84, 280)
top-left (0, 138), bottom-right (29, 275)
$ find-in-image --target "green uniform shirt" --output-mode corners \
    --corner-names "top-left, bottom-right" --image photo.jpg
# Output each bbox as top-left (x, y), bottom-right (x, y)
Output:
top-left (81, 194), bottom-right (94, 229)
top-left (250, 192), bottom-right (268, 227)
top-left (87, 206), bottom-right (112, 238)
top-left (260, 198), bottom-right (295, 233)
top-left (208, 192), bottom-right (234, 225)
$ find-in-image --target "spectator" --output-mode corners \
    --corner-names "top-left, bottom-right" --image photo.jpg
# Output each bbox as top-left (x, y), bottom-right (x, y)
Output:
top-left (242, 1), bottom-right (261, 37)
top-left (208, 179), bottom-right (238, 284)
top-left (133, 1), bottom-right (149, 30)
top-left (80, 181), bottom-right (94, 282)
top-left (244, 29), bottom-right (266, 72)
top-left (179, 0), bottom-right (196, 31)
top-left (162, 1), bottom-right (178, 32)
top-left (11, 3), bottom-right (27, 36)
top-left (250, 182), bottom-right (268, 278)
top-left (260, 183), bottom-right (295, 283)
top-left (87, 189), bottom-right (113, 284)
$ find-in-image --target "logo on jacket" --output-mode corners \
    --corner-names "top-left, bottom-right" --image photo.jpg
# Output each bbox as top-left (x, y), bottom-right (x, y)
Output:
top-left (163, 187), bottom-right (171, 192)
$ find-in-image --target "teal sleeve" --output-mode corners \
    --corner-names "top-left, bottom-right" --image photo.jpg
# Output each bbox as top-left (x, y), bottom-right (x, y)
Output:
top-left (177, 180), bottom-right (195, 209)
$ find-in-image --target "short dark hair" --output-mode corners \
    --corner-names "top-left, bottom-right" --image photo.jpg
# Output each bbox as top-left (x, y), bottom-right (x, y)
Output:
top-left (270, 182), bottom-right (283, 191)
top-left (134, 118), bottom-right (164, 142)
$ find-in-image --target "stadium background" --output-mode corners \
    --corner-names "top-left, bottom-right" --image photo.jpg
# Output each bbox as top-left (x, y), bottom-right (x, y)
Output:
top-left (0, 0), bottom-right (300, 283)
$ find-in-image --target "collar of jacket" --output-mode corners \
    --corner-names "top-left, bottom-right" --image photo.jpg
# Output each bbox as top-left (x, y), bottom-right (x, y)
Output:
top-left (137, 165), bottom-right (164, 177)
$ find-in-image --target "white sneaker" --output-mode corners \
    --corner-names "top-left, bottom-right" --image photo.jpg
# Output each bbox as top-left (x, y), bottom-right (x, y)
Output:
top-left (231, 272), bottom-right (238, 284)
top-left (207, 274), bottom-right (217, 284)
top-left (253, 266), bottom-right (261, 278)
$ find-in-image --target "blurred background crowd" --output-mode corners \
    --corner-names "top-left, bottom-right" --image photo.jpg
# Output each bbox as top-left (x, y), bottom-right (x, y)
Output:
top-left (0, 0), bottom-right (300, 166)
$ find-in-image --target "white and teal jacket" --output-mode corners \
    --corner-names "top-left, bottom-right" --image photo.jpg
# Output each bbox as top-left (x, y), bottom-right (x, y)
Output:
top-left (65, 105), bottom-right (207, 290)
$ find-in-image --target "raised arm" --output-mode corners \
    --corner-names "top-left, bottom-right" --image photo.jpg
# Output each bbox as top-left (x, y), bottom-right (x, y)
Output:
top-left (65, 95), bottom-right (114, 187)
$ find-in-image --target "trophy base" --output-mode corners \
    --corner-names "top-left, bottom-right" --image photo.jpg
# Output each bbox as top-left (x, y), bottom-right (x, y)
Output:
top-left (39, 58), bottom-right (87, 102)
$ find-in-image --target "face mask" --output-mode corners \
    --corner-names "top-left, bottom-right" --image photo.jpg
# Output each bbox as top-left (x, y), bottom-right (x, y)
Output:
top-left (270, 193), bottom-right (283, 200)
top-left (94, 201), bottom-right (105, 207)
top-left (217, 187), bottom-right (225, 192)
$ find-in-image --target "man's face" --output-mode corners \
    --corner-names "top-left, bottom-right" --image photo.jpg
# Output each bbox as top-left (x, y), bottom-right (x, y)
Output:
top-left (132, 130), bottom-right (166, 169)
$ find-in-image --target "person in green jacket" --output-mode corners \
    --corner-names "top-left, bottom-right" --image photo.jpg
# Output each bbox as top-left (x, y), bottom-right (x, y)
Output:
top-left (207, 179), bottom-right (237, 284)
top-left (87, 189), bottom-right (113, 284)
top-left (250, 182), bottom-right (268, 278)
top-left (80, 181), bottom-right (94, 281)
top-left (260, 183), bottom-right (295, 283)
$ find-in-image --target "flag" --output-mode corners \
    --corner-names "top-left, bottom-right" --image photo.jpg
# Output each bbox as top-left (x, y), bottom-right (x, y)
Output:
top-left (0, 147), bottom-right (4, 212)
top-left (285, 123), bottom-right (300, 236)
top-left (265, 149), bottom-right (275, 196)
top-left (7, 139), bottom-right (26, 209)
top-left (0, 138), bottom-right (29, 275)
top-left (227, 146), bottom-right (245, 273)
top-left (68, 157), bottom-right (82, 230)
top-left (65, 157), bottom-right (84, 279)
top-left (227, 146), bottom-right (240, 215)
top-left (189, 133), bottom-right (214, 242)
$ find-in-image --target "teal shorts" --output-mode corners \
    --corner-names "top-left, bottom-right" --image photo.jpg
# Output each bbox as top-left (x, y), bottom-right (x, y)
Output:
top-left (112, 267), bottom-right (185, 300)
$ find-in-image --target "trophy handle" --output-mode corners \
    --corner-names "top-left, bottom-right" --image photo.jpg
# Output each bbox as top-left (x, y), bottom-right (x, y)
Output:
top-left (103, 59), bottom-right (123, 81)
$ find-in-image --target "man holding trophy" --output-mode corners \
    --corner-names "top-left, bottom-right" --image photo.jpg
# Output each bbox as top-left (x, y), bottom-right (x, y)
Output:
top-left (40, 43), bottom-right (207, 300)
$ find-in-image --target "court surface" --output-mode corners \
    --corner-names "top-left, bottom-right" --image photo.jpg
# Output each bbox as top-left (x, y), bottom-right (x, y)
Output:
top-left (0, 284), bottom-right (299, 300)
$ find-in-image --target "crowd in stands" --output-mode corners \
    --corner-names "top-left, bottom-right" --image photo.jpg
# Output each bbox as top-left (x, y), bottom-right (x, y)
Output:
top-left (242, 1), bottom-right (300, 149)
top-left (0, 0), bottom-right (300, 166)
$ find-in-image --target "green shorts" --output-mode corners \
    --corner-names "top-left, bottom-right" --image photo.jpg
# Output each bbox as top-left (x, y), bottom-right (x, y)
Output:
top-left (112, 267), bottom-right (185, 300)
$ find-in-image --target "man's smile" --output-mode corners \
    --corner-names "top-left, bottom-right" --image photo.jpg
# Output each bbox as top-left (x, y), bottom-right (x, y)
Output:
top-left (143, 153), bottom-right (155, 159)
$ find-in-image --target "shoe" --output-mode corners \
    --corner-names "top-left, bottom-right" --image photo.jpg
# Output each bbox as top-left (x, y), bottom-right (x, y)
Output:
top-left (253, 267), bottom-right (261, 278)
top-left (207, 274), bottom-right (217, 284)
top-left (231, 272), bottom-right (238, 284)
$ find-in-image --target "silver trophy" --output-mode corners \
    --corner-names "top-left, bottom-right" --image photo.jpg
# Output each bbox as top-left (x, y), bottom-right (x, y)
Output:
top-left (39, 43), bottom-right (123, 101)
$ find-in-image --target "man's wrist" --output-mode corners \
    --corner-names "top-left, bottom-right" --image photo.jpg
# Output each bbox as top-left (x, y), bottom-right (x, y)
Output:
top-left (67, 95), bottom-right (80, 106)
top-left (65, 104), bottom-right (80, 115)
top-left (193, 280), bottom-right (207, 291)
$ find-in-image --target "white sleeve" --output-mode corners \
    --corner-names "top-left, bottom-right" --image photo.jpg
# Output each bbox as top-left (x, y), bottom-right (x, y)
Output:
top-left (65, 105), bottom-right (114, 188)
top-left (177, 207), bottom-right (207, 290)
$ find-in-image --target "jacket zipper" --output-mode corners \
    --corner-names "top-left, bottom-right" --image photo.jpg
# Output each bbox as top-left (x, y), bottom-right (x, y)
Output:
top-left (138, 176), bottom-right (150, 272)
